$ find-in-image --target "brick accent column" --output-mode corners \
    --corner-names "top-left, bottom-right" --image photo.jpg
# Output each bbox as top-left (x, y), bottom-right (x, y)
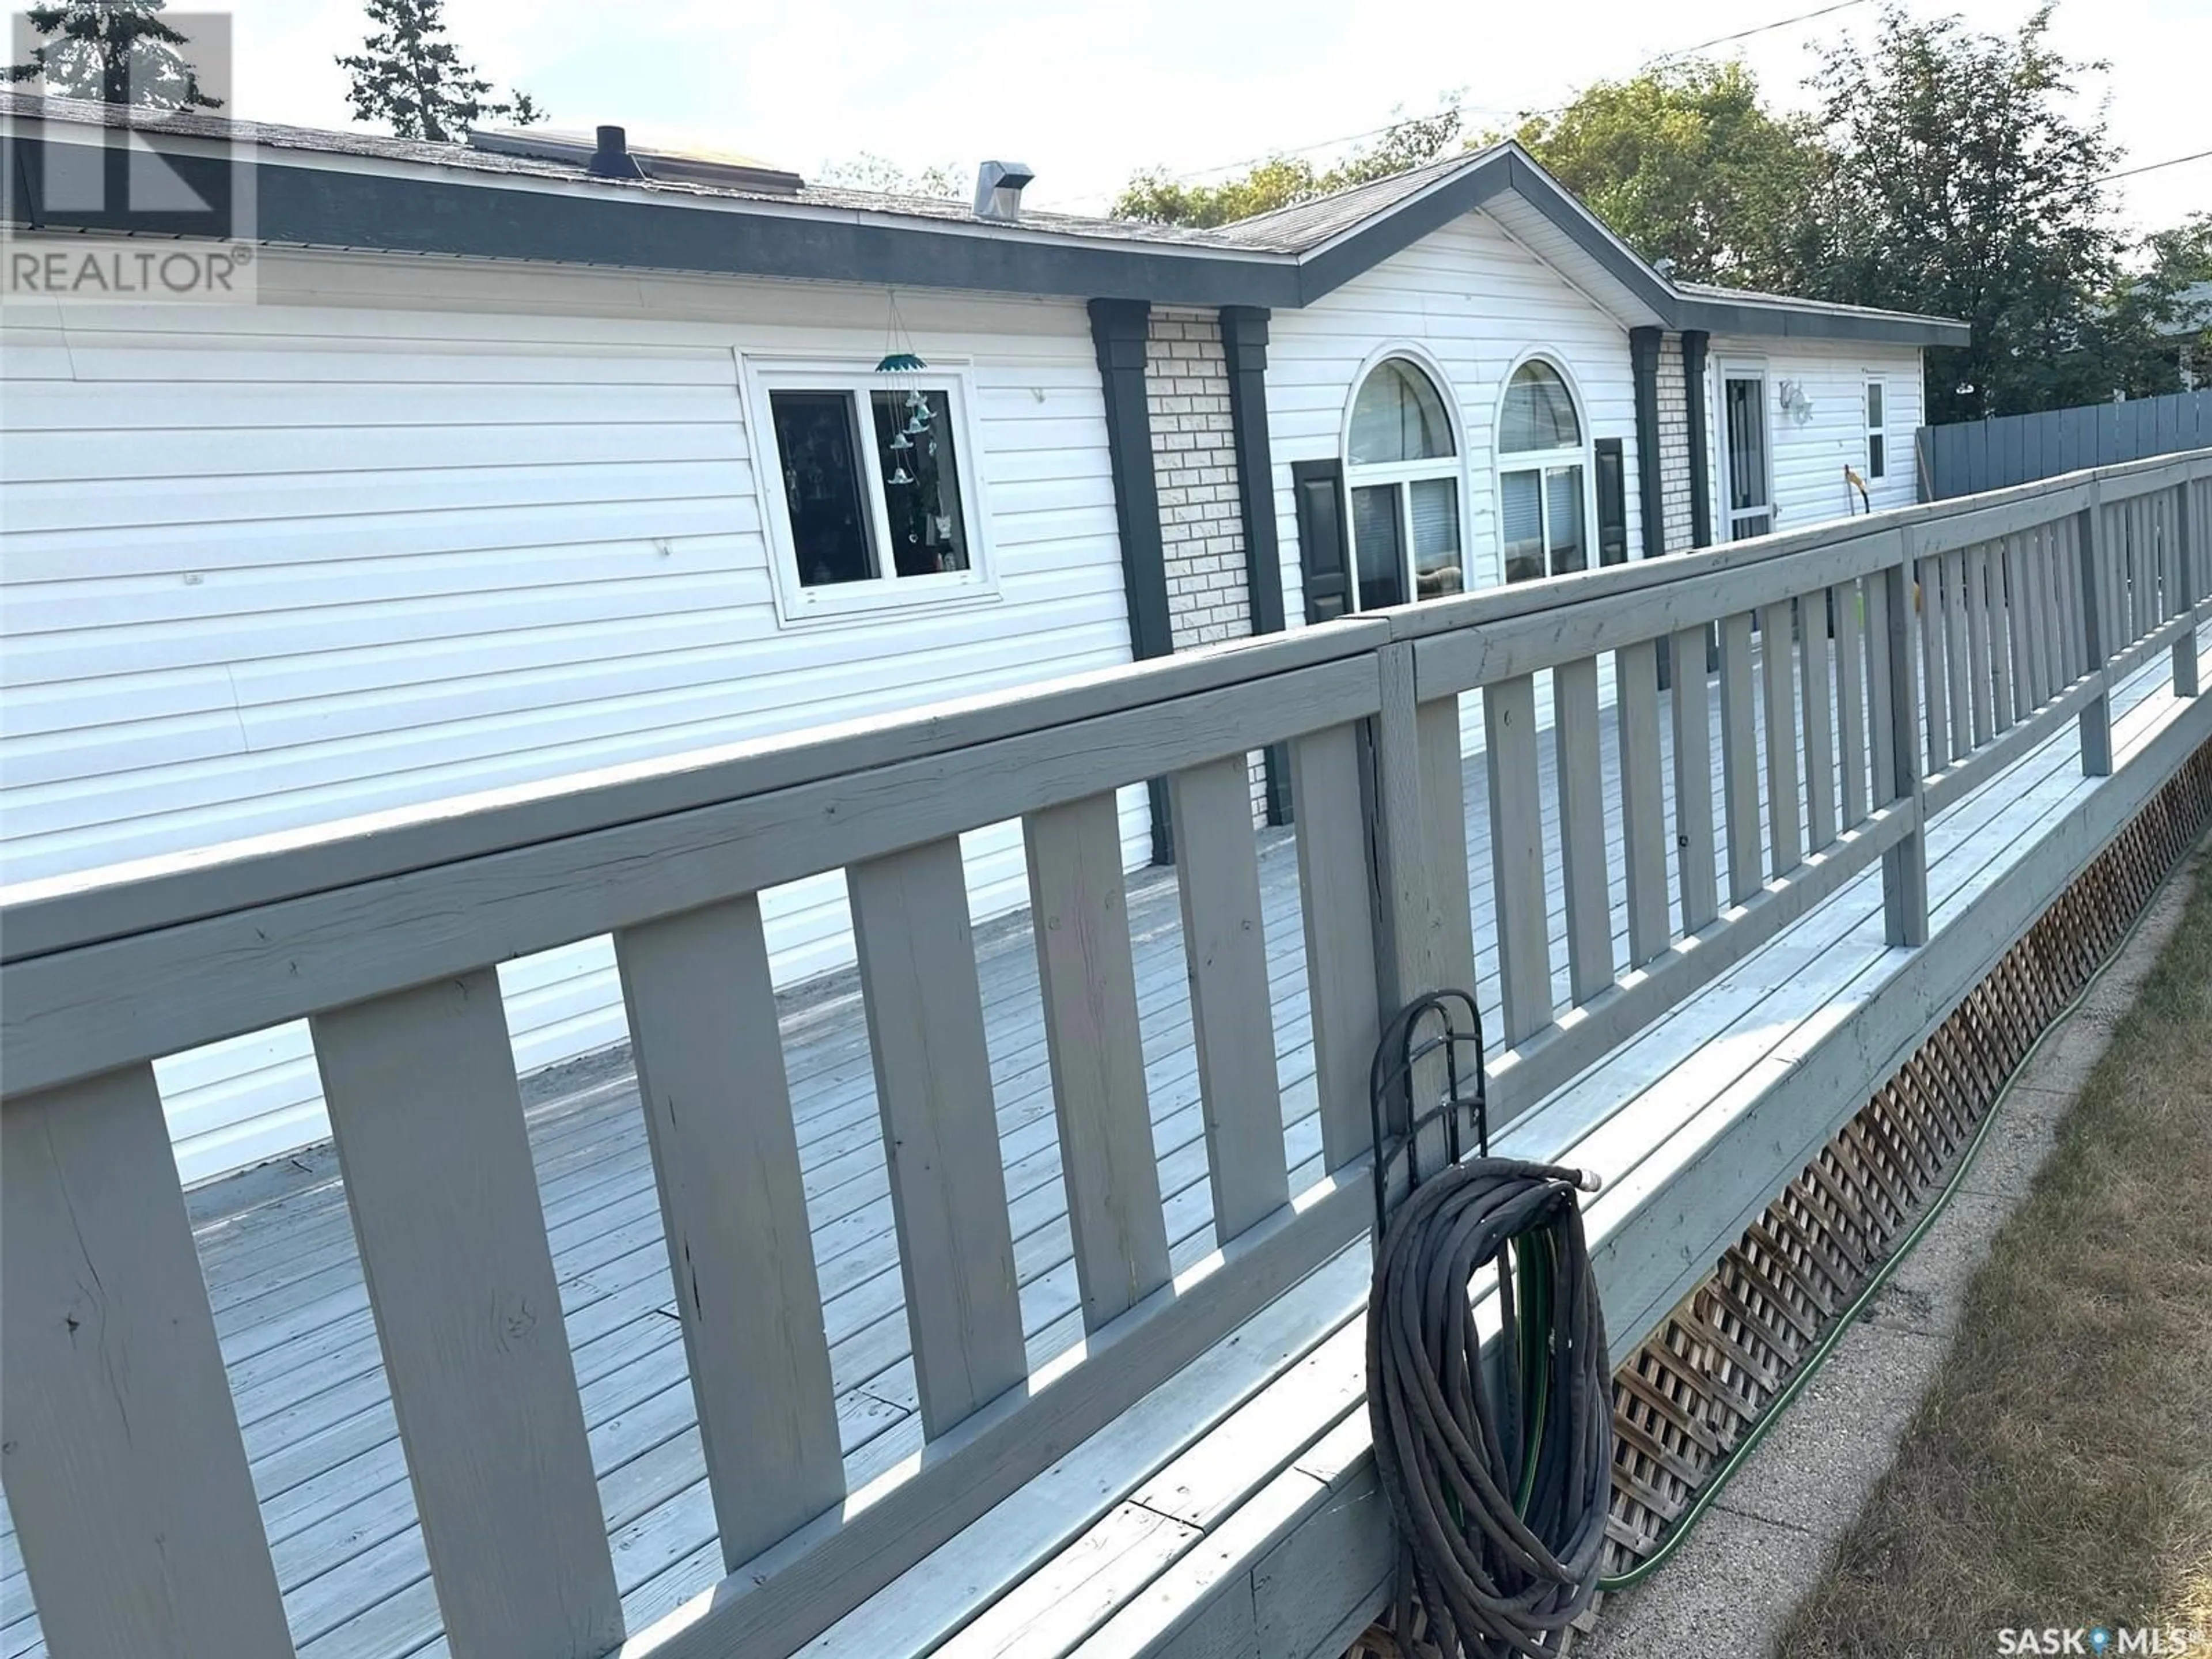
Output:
top-left (1143, 306), bottom-right (1270, 824)
top-left (1656, 335), bottom-right (1694, 554)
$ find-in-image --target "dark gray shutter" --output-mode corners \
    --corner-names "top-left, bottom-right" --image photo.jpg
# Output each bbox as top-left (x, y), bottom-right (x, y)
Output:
top-left (1292, 459), bottom-right (1351, 622)
top-left (1594, 437), bottom-right (1629, 566)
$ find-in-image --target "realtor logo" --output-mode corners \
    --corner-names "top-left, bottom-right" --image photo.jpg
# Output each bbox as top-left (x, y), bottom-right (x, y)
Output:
top-left (4, 6), bottom-right (256, 300)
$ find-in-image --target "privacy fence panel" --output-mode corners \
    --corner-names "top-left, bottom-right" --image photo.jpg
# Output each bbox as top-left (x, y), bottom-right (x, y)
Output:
top-left (1919, 390), bottom-right (2212, 501)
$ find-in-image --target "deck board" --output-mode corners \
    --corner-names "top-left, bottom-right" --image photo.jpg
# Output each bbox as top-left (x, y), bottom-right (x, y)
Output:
top-left (2, 631), bottom-right (2198, 1659)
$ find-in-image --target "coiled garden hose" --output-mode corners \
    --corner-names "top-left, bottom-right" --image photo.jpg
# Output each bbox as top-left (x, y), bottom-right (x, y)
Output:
top-left (1367, 1157), bottom-right (1613, 1657)
top-left (1362, 843), bottom-right (2181, 1647)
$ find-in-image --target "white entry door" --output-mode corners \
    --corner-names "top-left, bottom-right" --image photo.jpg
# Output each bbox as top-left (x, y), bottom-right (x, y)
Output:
top-left (1721, 371), bottom-right (1774, 540)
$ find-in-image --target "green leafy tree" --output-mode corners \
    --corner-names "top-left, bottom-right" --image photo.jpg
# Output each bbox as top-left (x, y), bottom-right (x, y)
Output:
top-left (5, 0), bottom-right (221, 109)
top-left (818, 153), bottom-right (965, 199)
top-left (2101, 215), bottom-right (2212, 396)
top-left (1112, 101), bottom-right (1465, 228)
top-left (338, 0), bottom-right (540, 143)
top-left (1511, 62), bottom-right (1825, 289)
top-left (1803, 5), bottom-right (2128, 422)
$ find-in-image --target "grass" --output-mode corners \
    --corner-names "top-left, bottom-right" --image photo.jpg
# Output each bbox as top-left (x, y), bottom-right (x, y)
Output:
top-left (1778, 845), bottom-right (2212, 1658)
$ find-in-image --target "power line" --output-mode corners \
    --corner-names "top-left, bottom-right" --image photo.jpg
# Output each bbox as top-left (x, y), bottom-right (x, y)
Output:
top-left (1644, 0), bottom-right (1873, 64)
top-left (2098, 147), bottom-right (2212, 184)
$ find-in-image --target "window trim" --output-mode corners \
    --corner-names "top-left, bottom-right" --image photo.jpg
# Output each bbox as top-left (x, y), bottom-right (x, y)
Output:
top-left (1493, 349), bottom-right (1600, 585)
top-left (1863, 376), bottom-right (1888, 481)
top-left (740, 353), bottom-right (999, 627)
top-left (1338, 342), bottom-right (1471, 609)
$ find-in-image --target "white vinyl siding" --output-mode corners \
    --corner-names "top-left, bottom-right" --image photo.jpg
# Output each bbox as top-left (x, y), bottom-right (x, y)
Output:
top-left (1700, 338), bottom-right (1925, 531)
top-left (1264, 208), bottom-right (1642, 633)
top-left (1, 252), bottom-right (1143, 1183)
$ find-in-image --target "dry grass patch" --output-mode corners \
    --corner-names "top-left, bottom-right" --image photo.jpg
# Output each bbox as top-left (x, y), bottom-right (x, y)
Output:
top-left (1779, 849), bottom-right (2212, 1657)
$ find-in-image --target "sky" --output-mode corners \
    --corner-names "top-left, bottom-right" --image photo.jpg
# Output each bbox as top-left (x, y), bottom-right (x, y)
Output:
top-left (202, 0), bottom-right (2209, 237)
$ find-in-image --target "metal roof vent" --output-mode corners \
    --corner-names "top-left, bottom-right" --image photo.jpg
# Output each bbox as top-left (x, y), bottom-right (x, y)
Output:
top-left (974, 160), bottom-right (1035, 224)
top-left (469, 126), bottom-right (805, 194)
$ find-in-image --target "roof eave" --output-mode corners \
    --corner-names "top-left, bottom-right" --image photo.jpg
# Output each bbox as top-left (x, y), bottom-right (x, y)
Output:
top-left (1, 111), bottom-right (1970, 344)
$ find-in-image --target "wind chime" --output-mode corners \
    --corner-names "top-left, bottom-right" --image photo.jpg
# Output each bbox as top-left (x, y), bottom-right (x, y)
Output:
top-left (876, 290), bottom-right (931, 487)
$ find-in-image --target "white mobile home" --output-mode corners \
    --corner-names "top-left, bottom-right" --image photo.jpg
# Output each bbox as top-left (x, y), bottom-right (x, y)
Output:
top-left (0, 94), bottom-right (1965, 1180)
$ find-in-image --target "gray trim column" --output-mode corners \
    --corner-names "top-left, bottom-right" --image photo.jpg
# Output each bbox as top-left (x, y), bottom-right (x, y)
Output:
top-left (1630, 326), bottom-right (1665, 562)
top-left (1683, 329), bottom-right (1713, 548)
top-left (1090, 297), bottom-right (1176, 863)
top-left (1221, 304), bottom-right (1291, 825)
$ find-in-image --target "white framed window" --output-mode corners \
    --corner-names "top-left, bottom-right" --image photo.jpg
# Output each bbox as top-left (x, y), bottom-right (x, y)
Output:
top-left (1496, 357), bottom-right (1594, 584)
top-left (742, 357), bottom-right (996, 624)
top-left (1343, 354), bottom-right (1465, 609)
top-left (1864, 379), bottom-right (1887, 480)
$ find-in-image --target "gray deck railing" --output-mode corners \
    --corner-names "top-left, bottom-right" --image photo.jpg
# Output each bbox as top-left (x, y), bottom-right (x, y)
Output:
top-left (3, 449), bottom-right (2206, 1659)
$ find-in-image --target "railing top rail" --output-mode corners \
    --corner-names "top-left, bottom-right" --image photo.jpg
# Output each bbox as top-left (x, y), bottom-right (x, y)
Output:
top-left (1380, 445), bottom-right (2212, 647)
top-left (1, 616), bottom-right (1395, 965)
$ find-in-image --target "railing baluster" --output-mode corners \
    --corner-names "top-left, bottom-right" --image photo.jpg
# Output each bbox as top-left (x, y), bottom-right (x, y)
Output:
top-left (1802, 594), bottom-right (1837, 851)
top-left (1835, 579), bottom-right (1870, 829)
top-left (2179, 478), bottom-right (2202, 698)
top-left (1026, 793), bottom-right (1172, 1328)
top-left (1671, 625), bottom-right (1719, 933)
top-left (849, 838), bottom-right (1028, 1435)
top-left (1965, 541), bottom-right (1995, 745)
top-left (1919, 550), bottom-right (1950, 770)
top-left (1554, 656), bottom-right (1613, 1003)
top-left (1418, 696), bottom-right (1481, 1003)
top-left (1876, 554), bottom-right (1930, 946)
top-left (1759, 601), bottom-right (1802, 874)
top-left (2061, 511), bottom-right (2088, 682)
top-left (313, 971), bottom-right (624, 1659)
top-left (1288, 724), bottom-right (1383, 1168)
top-left (2077, 482), bottom-right (2113, 777)
top-left (1719, 613), bottom-right (1763, 904)
top-left (2, 1066), bottom-right (296, 1659)
top-left (1169, 754), bottom-right (1289, 1242)
top-left (2018, 527), bottom-right (2048, 709)
top-left (1485, 672), bottom-right (1554, 1042)
top-left (1944, 548), bottom-right (1973, 762)
top-left (615, 897), bottom-right (846, 1566)
top-left (1992, 536), bottom-right (2018, 729)
top-left (1615, 638), bottom-right (1671, 968)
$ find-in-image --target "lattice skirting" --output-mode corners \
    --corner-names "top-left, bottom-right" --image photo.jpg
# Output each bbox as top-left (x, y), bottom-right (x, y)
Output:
top-left (1350, 735), bottom-right (2212, 1659)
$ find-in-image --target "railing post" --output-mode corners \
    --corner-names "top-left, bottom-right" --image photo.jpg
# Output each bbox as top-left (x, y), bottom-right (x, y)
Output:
top-left (1359, 639), bottom-right (1463, 1174)
top-left (2176, 475), bottom-right (2200, 698)
top-left (2076, 478), bottom-right (2113, 776)
top-left (1879, 539), bottom-right (1929, 947)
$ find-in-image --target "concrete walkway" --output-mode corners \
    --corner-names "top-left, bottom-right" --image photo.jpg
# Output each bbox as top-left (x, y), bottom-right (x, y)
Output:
top-left (1577, 836), bottom-right (2209, 1659)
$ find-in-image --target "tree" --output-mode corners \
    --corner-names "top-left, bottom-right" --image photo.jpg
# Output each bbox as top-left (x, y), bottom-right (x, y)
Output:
top-left (1803, 5), bottom-right (2128, 422)
top-left (338, 0), bottom-right (540, 143)
top-left (5, 0), bottom-right (221, 109)
top-left (1112, 101), bottom-right (1464, 228)
top-left (819, 153), bottom-right (965, 199)
top-left (2101, 215), bottom-right (2212, 396)
top-left (1511, 63), bottom-right (1825, 289)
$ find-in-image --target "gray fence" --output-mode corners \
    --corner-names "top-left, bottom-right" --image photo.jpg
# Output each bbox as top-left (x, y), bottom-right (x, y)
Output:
top-left (1918, 389), bottom-right (2212, 501)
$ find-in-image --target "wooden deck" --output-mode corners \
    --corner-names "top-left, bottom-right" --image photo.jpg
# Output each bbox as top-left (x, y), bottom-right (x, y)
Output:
top-left (1, 619), bottom-right (2199, 1659)
top-left (6, 454), bottom-right (2206, 1659)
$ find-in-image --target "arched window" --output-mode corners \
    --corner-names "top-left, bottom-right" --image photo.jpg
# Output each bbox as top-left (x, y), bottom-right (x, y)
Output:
top-left (1344, 357), bottom-right (1464, 609)
top-left (1497, 359), bottom-right (1592, 584)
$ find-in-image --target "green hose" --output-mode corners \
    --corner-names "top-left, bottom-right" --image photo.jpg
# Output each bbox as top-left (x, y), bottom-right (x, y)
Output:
top-left (1594, 855), bottom-right (2181, 1594)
